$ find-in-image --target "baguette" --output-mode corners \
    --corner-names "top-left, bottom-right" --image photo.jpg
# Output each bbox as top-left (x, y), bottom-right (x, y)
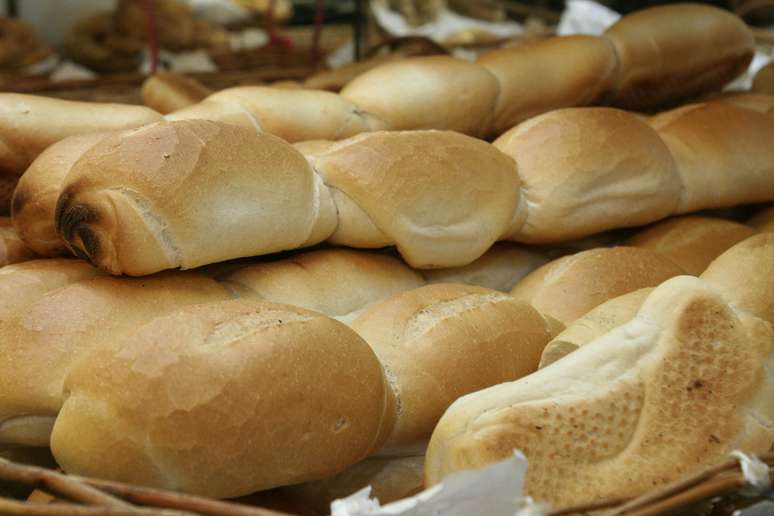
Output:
top-left (0, 93), bottom-right (162, 176)
top-left (0, 272), bottom-right (230, 447)
top-left (141, 72), bottom-right (212, 115)
top-left (50, 299), bottom-right (393, 497)
top-left (0, 217), bottom-right (36, 267)
top-left (12, 133), bottom-right (107, 257)
top-left (426, 276), bottom-right (774, 507)
top-left (625, 215), bottom-right (756, 275)
top-left (510, 247), bottom-right (684, 325)
top-left (604, 4), bottom-right (754, 110)
top-left (167, 86), bottom-right (388, 142)
top-left (352, 283), bottom-right (560, 447)
top-left (748, 205), bottom-right (774, 232)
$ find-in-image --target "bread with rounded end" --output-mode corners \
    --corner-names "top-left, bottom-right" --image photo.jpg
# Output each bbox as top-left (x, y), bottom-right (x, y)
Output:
top-left (477, 36), bottom-right (618, 135)
top-left (141, 72), bottom-right (212, 115)
top-left (0, 272), bottom-right (230, 447)
top-left (604, 4), bottom-right (754, 110)
top-left (625, 215), bottom-right (756, 275)
top-left (12, 133), bottom-right (107, 257)
top-left (50, 299), bottom-right (393, 497)
top-left (0, 93), bottom-right (162, 176)
top-left (426, 276), bottom-right (774, 507)
top-left (510, 246), bottom-right (684, 325)
top-left (167, 86), bottom-right (387, 142)
top-left (352, 283), bottom-right (560, 447)
top-left (494, 108), bottom-right (681, 243)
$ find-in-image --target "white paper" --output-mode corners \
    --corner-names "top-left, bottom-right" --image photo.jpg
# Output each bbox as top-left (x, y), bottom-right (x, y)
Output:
top-left (724, 52), bottom-right (772, 91)
top-left (330, 451), bottom-right (547, 516)
top-left (556, 0), bottom-right (619, 36)
top-left (184, 0), bottom-right (251, 26)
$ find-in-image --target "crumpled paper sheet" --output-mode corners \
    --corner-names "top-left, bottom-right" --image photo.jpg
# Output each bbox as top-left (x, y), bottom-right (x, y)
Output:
top-left (557, 0), bottom-right (771, 90)
top-left (330, 451), bottom-right (549, 516)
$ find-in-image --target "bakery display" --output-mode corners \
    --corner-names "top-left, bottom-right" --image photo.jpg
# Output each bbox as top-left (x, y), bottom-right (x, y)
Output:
top-left (0, 3), bottom-right (771, 513)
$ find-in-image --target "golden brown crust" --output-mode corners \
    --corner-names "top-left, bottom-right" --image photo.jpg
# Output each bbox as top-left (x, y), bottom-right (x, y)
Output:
top-left (752, 62), bottom-right (774, 96)
top-left (0, 217), bottom-right (36, 267)
top-left (141, 73), bottom-right (212, 115)
top-left (0, 173), bottom-right (15, 215)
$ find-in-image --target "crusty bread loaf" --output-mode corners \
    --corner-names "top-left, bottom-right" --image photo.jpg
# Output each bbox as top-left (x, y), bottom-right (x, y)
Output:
top-left (352, 283), bottom-right (560, 447)
top-left (752, 62), bottom-right (774, 96)
top-left (12, 133), bottom-right (107, 257)
top-left (304, 54), bottom-right (406, 92)
top-left (310, 130), bottom-right (520, 268)
top-left (426, 276), bottom-right (774, 507)
top-left (510, 247), bottom-right (684, 325)
top-left (650, 102), bottom-right (774, 213)
top-left (477, 36), bottom-right (618, 136)
top-left (340, 56), bottom-right (499, 137)
top-left (701, 233), bottom-right (774, 325)
top-left (0, 258), bottom-right (101, 325)
top-left (0, 272), bottom-right (230, 447)
top-left (494, 108), bottom-right (681, 243)
top-left (141, 72), bottom-right (212, 115)
top-left (625, 215), bottom-right (757, 275)
top-left (604, 4), bottom-right (754, 110)
top-left (221, 248), bottom-right (425, 322)
top-left (0, 93), bottom-right (162, 176)
top-left (167, 86), bottom-right (388, 142)
top-left (0, 217), bottom-right (36, 267)
top-left (56, 120), bottom-right (337, 276)
top-left (748, 205), bottom-right (774, 232)
top-left (538, 288), bottom-right (652, 368)
top-left (421, 242), bottom-right (547, 292)
top-left (706, 92), bottom-right (774, 115)
top-left (50, 299), bottom-right (393, 497)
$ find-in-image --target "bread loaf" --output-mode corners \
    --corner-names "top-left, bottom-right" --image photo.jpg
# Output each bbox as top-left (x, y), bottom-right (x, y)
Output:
top-left (706, 92), bottom-right (774, 115)
top-left (12, 133), bottom-right (107, 257)
top-left (701, 233), bottom-right (774, 325)
top-left (510, 247), bottom-right (684, 325)
top-left (352, 283), bottom-right (559, 447)
top-left (748, 205), bottom-right (774, 232)
top-left (50, 299), bottom-right (393, 497)
top-left (604, 4), bottom-right (754, 110)
top-left (426, 276), bottom-right (774, 507)
top-left (650, 102), bottom-right (774, 213)
top-left (752, 62), bottom-right (774, 96)
top-left (477, 36), bottom-right (618, 135)
top-left (221, 248), bottom-right (425, 322)
top-left (340, 56), bottom-right (499, 137)
top-left (141, 72), bottom-right (212, 114)
top-left (0, 258), bottom-right (101, 325)
top-left (167, 86), bottom-right (388, 142)
top-left (494, 108), bottom-right (681, 243)
top-left (0, 217), bottom-right (36, 267)
top-left (421, 243), bottom-right (547, 292)
top-left (625, 215), bottom-right (756, 275)
top-left (56, 120), bottom-right (337, 275)
top-left (0, 93), bottom-right (162, 176)
top-left (0, 272), bottom-right (230, 447)
top-left (538, 288), bottom-right (652, 368)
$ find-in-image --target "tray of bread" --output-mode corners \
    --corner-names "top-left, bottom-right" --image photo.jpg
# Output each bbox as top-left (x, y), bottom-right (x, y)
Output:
top-left (0, 3), bottom-right (773, 515)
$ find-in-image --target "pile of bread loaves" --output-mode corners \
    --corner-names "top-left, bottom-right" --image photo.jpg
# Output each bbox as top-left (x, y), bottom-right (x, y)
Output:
top-left (0, 2), bottom-right (773, 512)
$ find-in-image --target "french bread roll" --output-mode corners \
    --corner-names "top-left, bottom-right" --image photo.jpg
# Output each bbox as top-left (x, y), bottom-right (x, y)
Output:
top-left (494, 108), bottom-right (681, 243)
top-left (50, 299), bottom-right (393, 497)
top-left (538, 288), bottom-right (652, 368)
top-left (603, 4), bottom-right (754, 110)
top-left (352, 283), bottom-right (560, 447)
top-left (650, 102), bottom-right (774, 213)
top-left (0, 272), bottom-right (230, 447)
top-left (426, 276), bottom-right (774, 507)
top-left (310, 130), bottom-right (520, 268)
top-left (340, 56), bottom-right (499, 137)
top-left (141, 72), bottom-right (212, 115)
top-left (510, 247), bottom-right (684, 325)
top-left (477, 36), bottom-right (618, 136)
top-left (167, 86), bottom-right (388, 142)
top-left (220, 248), bottom-right (425, 322)
top-left (0, 93), bottom-right (162, 176)
top-left (421, 242), bottom-right (547, 292)
top-left (0, 258), bottom-right (101, 325)
top-left (707, 92), bottom-right (774, 115)
top-left (56, 120), bottom-right (337, 276)
top-left (701, 233), bottom-right (774, 325)
top-left (748, 205), bottom-right (774, 232)
top-left (0, 217), bottom-right (36, 267)
top-left (12, 133), bottom-right (107, 257)
top-left (625, 216), bottom-right (757, 275)
top-left (752, 62), bottom-right (774, 96)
